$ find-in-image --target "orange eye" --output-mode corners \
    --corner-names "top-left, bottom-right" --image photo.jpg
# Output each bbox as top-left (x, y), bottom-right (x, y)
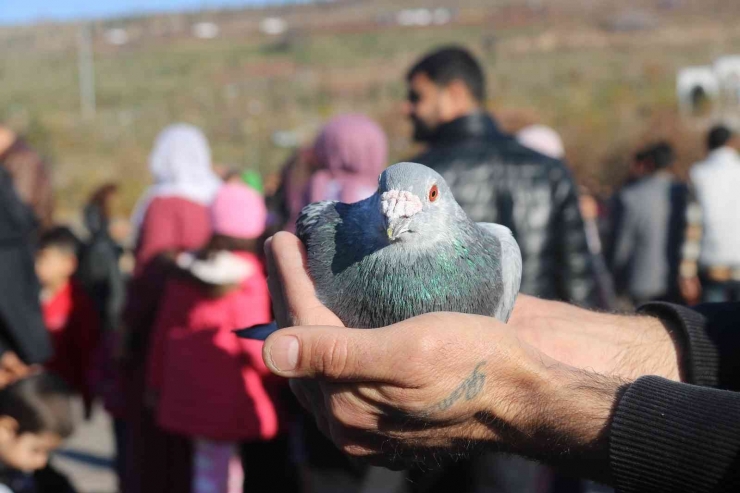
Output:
top-left (428, 184), bottom-right (439, 202)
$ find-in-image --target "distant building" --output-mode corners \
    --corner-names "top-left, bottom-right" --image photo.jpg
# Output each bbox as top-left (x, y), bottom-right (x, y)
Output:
top-left (192, 22), bottom-right (220, 39)
top-left (677, 56), bottom-right (740, 119)
top-left (260, 17), bottom-right (287, 36)
top-left (104, 28), bottom-right (129, 46)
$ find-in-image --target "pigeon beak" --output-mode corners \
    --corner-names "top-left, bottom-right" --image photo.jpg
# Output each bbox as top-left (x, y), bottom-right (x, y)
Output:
top-left (380, 189), bottom-right (422, 241)
top-left (385, 216), bottom-right (412, 241)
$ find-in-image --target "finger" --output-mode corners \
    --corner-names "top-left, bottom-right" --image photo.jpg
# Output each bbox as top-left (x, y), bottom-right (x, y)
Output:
top-left (265, 237), bottom-right (290, 329)
top-left (2, 352), bottom-right (24, 373)
top-left (319, 381), bottom-right (381, 431)
top-left (270, 232), bottom-right (343, 327)
top-left (263, 324), bottom-right (407, 383)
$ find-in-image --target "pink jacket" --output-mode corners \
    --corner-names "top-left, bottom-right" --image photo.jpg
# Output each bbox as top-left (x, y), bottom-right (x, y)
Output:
top-left (147, 252), bottom-right (284, 442)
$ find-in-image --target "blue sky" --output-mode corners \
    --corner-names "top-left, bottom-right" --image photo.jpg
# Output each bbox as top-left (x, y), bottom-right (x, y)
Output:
top-left (0, 0), bottom-right (286, 25)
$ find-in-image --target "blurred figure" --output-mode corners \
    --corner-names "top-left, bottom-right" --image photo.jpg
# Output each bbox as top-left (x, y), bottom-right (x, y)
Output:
top-left (269, 115), bottom-right (387, 236)
top-left (0, 166), bottom-right (51, 384)
top-left (607, 142), bottom-right (689, 305)
top-left (123, 124), bottom-right (221, 493)
top-left (266, 147), bottom-right (315, 234)
top-left (516, 124), bottom-right (565, 160)
top-left (76, 184), bottom-right (128, 488)
top-left (404, 46), bottom-right (597, 493)
top-left (686, 125), bottom-right (740, 302)
top-left (308, 114), bottom-right (387, 204)
top-left (0, 373), bottom-right (76, 493)
top-left (78, 184), bottom-right (125, 334)
top-left (0, 125), bottom-right (53, 230)
top-left (517, 124), bottom-right (616, 309)
top-left (36, 227), bottom-right (99, 416)
top-left (148, 183), bottom-right (298, 493)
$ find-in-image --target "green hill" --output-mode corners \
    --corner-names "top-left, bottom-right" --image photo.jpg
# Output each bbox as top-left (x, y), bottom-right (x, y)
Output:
top-left (2, 0), bottom-right (740, 215)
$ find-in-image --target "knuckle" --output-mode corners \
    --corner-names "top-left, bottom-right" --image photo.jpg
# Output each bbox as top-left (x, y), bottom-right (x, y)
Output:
top-left (412, 332), bottom-right (444, 360)
top-left (329, 397), bottom-right (356, 427)
top-left (313, 334), bottom-right (350, 379)
top-left (342, 443), bottom-right (374, 458)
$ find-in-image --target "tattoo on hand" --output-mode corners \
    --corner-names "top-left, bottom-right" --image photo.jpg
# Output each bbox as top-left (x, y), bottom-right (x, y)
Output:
top-left (431, 361), bottom-right (487, 413)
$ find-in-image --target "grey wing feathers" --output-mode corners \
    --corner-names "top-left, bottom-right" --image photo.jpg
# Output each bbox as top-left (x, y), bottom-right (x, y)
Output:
top-left (296, 201), bottom-right (338, 240)
top-left (477, 223), bottom-right (522, 322)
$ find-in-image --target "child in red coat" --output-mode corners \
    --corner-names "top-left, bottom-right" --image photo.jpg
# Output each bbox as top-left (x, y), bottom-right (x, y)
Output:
top-left (147, 183), bottom-right (298, 493)
top-left (35, 227), bottom-right (100, 415)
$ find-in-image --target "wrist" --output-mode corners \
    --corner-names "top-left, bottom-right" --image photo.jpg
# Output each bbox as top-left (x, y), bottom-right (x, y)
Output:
top-left (521, 360), bottom-right (625, 482)
top-left (512, 297), bottom-right (681, 382)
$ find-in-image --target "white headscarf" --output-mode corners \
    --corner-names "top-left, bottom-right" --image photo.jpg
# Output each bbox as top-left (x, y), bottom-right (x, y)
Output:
top-left (131, 123), bottom-right (221, 229)
top-left (516, 124), bottom-right (566, 160)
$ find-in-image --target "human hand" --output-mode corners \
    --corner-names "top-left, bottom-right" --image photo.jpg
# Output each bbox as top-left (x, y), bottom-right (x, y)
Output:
top-left (263, 233), bottom-right (620, 477)
top-left (0, 351), bottom-right (32, 389)
top-left (679, 276), bottom-right (702, 306)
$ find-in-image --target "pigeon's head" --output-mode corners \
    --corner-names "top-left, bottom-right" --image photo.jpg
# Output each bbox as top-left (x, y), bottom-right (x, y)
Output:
top-left (377, 162), bottom-right (461, 243)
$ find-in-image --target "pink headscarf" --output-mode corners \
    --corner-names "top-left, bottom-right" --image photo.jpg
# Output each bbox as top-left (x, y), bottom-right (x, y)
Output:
top-left (308, 114), bottom-right (388, 204)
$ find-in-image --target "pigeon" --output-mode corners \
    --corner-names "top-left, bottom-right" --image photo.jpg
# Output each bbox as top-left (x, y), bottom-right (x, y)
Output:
top-left (238, 162), bottom-right (521, 339)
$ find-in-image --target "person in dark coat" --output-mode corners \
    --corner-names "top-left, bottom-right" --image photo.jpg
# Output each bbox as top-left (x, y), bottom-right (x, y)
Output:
top-left (77, 184), bottom-right (125, 334)
top-left (0, 166), bottom-right (52, 374)
top-left (405, 46), bottom-right (598, 307)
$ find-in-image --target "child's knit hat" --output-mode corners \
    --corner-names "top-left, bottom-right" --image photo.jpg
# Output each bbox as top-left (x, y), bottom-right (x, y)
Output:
top-left (210, 183), bottom-right (267, 239)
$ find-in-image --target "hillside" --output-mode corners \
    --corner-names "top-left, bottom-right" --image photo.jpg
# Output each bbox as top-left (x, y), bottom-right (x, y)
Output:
top-left (2, 0), bottom-right (740, 215)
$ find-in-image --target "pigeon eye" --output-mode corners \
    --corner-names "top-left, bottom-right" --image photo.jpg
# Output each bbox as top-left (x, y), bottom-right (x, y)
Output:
top-left (428, 184), bottom-right (439, 202)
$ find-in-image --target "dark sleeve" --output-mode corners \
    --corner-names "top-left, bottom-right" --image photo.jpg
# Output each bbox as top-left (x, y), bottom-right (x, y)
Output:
top-left (607, 303), bottom-right (740, 493)
top-left (638, 302), bottom-right (740, 389)
top-left (551, 165), bottom-right (599, 307)
top-left (606, 193), bottom-right (634, 296)
top-left (105, 254), bottom-right (125, 333)
top-left (610, 376), bottom-right (740, 493)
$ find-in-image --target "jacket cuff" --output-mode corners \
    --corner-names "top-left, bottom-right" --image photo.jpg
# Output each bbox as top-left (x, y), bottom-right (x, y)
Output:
top-left (637, 303), bottom-right (718, 387)
top-left (610, 376), bottom-right (740, 493)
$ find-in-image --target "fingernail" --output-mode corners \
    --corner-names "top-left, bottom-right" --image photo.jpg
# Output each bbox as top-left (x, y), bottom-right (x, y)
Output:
top-left (269, 336), bottom-right (299, 372)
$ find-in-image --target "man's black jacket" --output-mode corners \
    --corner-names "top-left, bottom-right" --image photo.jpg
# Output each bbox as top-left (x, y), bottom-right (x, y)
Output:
top-left (412, 112), bottom-right (597, 306)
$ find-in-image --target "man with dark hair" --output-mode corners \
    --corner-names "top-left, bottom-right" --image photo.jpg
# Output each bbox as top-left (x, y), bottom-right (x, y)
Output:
top-left (608, 141), bottom-right (689, 305)
top-left (707, 125), bottom-right (732, 151)
top-left (403, 46), bottom-right (598, 493)
top-left (405, 46), bottom-right (597, 307)
top-left (686, 125), bottom-right (740, 302)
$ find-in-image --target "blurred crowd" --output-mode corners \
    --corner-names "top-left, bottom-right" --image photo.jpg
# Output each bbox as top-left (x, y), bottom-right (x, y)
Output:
top-left (0, 45), bottom-right (737, 493)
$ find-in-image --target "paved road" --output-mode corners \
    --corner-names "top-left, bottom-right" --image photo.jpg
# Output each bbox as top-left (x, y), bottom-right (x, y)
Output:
top-left (53, 401), bottom-right (117, 493)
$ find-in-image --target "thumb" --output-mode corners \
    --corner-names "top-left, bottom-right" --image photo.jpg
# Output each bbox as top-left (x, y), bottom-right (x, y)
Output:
top-left (262, 325), bottom-right (401, 383)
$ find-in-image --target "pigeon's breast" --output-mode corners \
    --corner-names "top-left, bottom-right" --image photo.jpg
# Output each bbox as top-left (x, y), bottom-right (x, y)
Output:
top-left (310, 239), bottom-right (503, 329)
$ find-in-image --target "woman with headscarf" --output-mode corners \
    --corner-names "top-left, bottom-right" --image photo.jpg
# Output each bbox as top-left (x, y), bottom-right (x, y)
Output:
top-left (308, 114), bottom-right (387, 205)
top-left (122, 124), bottom-right (221, 493)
